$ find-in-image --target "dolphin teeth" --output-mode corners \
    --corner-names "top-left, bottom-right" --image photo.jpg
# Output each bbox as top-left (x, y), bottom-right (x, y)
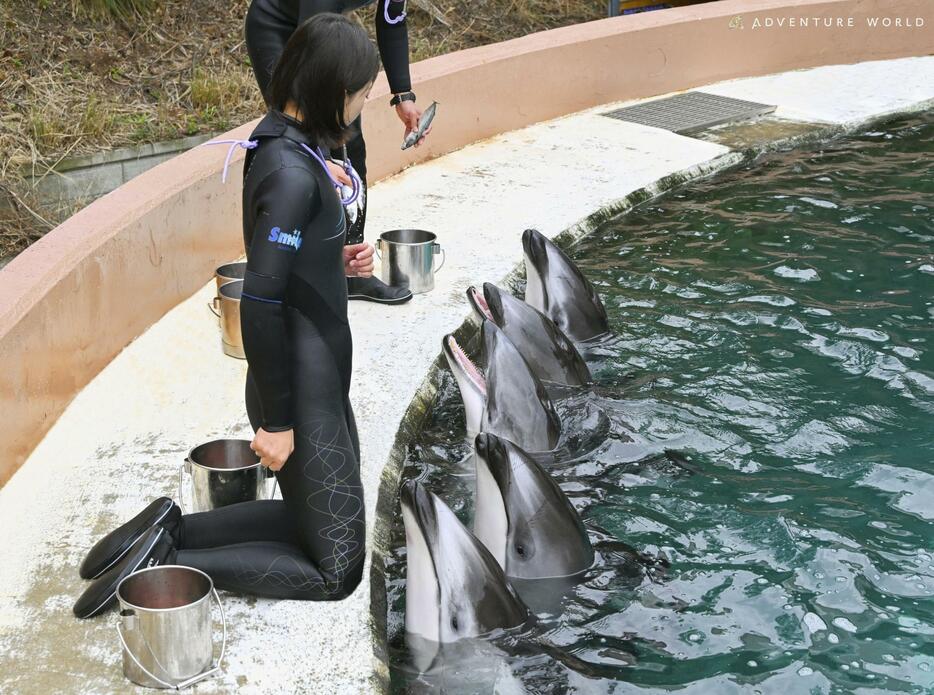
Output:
top-left (448, 336), bottom-right (486, 395)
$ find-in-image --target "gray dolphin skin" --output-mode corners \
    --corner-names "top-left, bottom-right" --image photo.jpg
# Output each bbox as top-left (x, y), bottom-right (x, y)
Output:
top-left (442, 322), bottom-right (561, 452)
top-left (467, 282), bottom-right (592, 388)
top-left (473, 433), bottom-right (594, 580)
top-left (400, 480), bottom-right (530, 644)
top-left (521, 228), bottom-right (610, 343)
top-left (482, 320), bottom-right (561, 452)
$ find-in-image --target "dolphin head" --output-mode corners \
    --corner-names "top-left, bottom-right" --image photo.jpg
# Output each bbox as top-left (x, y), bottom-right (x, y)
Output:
top-left (400, 480), bottom-right (530, 643)
top-left (467, 283), bottom-right (508, 330)
top-left (466, 285), bottom-right (494, 323)
top-left (473, 433), bottom-right (595, 580)
top-left (521, 228), bottom-right (610, 343)
top-left (482, 320), bottom-right (561, 452)
top-left (479, 283), bottom-right (592, 388)
top-left (442, 333), bottom-right (486, 437)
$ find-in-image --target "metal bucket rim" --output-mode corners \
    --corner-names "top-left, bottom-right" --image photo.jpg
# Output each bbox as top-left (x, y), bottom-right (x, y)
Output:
top-left (378, 229), bottom-right (438, 245)
top-left (116, 565), bottom-right (214, 614)
top-left (186, 439), bottom-right (260, 472)
top-left (218, 280), bottom-right (243, 300)
top-left (215, 261), bottom-right (247, 279)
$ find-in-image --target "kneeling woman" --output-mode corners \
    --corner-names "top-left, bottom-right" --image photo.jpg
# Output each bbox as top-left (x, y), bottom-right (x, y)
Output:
top-left (74, 14), bottom-right (378, 617)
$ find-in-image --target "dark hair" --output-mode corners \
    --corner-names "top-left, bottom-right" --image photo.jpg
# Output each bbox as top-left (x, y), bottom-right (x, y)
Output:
top-left (266, 13), bottom-right (380, 149)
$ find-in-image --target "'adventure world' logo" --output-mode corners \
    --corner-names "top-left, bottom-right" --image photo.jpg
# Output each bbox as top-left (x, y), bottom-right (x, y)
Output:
top-left (268, 226), bottom-right (303, 251)
top-left (729, 14), bottom-right (924, 29)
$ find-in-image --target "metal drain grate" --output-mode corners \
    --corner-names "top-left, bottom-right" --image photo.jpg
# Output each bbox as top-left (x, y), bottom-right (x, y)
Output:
top-left (602, 91), bottom-right (776, 134)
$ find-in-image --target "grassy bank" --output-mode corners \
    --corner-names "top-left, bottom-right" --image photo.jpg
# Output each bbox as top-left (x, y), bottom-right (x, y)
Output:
top-left (0, 0), bottom-right (604, 260)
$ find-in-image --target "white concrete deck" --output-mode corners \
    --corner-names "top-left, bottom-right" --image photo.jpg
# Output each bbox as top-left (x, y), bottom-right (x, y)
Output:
top-left (0, 55), bottom-right (931, 694)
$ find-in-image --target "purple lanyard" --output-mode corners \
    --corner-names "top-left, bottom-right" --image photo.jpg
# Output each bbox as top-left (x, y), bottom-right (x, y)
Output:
top-left (384, 0), bottom-right (407, 25)
top-left (201, 139), bottom-right (257, 184)
top-left (203, 138), bottom-right (362, 206)
top-left (298, 143), bottom-right (362, 207)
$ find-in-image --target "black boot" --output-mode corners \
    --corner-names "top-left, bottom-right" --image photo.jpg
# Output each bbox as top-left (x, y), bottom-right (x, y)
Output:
top-left (347, 275), bottom-right (413, 304)
top-left (79, 497), bottom-right (180, 579)
top-left (73, 526), bottom-right (176, 619)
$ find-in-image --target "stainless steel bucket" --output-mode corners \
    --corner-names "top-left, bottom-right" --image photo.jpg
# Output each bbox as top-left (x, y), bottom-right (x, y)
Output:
top-left (214, 261), bottom-right (246, 294)
top-left (116, 565), bottom-right (226, 690)
top-left (179, 439), bottom-right (276, 513)
top-left (209, 280), bottom-right (245, 359)
top-left (376, 229), bottom-right (445, 294)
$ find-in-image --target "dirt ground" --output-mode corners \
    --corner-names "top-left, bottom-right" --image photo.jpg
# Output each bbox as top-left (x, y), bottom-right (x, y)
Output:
top-left (0, 0), bottom-right (606, 259)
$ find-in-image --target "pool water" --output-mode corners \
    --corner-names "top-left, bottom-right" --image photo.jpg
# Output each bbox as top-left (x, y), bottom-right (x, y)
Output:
top-left (383, 110), bottom-right (933, 693)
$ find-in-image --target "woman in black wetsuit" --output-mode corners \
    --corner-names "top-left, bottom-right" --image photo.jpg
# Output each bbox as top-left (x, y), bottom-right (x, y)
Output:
top-left (247, 0), bottom-right (428, 305)
top-left (73, 14), bottom-right (380, 617)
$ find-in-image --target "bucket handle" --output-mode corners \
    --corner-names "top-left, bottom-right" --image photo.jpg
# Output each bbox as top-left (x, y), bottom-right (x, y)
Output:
top-left (374, 238), bottom-right (382, 261)
top-left (208, 296), bottom-right (221, 318)
top-left (117, 586), bottom-right (228, 690)
top-left (433, 244), bottom-right (445, 274)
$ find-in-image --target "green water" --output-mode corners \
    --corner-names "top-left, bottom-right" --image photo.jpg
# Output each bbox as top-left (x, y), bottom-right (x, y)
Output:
top-left (385, 110), bottom-right (933, 693)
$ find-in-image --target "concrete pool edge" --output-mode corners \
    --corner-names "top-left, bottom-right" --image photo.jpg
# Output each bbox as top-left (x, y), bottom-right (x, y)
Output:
top-left (363, 101), bottom-right (934, 691)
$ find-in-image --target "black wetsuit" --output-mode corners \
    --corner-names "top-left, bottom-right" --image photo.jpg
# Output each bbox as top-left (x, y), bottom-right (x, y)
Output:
top-left (245, 0), bottom-right (411, 243)
top-left (173, 111), bottom-right (364, 600)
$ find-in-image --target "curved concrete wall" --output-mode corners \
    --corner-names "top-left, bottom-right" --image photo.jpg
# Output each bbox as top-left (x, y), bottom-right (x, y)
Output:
top-left (0, 0), bottom-right (929, 485)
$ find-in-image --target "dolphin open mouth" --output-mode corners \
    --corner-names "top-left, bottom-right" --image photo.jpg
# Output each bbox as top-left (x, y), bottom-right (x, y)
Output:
top-left (467, 286), bottom-right (494, 322)
top-left (445, 335), bottom-right (486, 395)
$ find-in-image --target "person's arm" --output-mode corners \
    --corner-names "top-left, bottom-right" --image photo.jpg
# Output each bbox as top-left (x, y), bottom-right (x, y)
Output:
top-left (295, 1), bottom-right (412, 95)
top-left (374, 0), bottom-right (412, 95)
top-left (240, 166), bottom-right (321, 432)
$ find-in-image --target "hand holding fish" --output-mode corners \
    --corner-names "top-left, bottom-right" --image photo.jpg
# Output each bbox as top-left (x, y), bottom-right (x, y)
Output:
top-left (396, 100), bottom-right (432, 149)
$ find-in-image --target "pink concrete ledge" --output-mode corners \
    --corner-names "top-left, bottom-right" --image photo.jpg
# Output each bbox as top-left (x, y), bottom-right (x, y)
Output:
top-left (0, 0), bottom-right (929, 485)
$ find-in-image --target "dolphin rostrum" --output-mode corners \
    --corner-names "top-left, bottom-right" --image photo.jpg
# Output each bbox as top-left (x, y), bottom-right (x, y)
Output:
top-left (521, 228), bottom-right (610, 343)
top-left (401, 479), bottom-right (530, 644)
top-left (442, 320), bottom-right (560, 452)
top-left (473, 433), bottom-right (594, 580)
top-left (467, 282), bottom-right (592, 389)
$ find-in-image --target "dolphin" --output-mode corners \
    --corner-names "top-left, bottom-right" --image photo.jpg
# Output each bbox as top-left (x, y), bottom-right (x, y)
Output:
top-left (521, 228), bottom-right (610, 343)
top-left (442, 320), bottom-right (560, 452)
top-left (466, 283), bottom-right (592, 389)
top-left (400, 480), bottom-right (530, 645)
top-left (473, 433), bottom-right (594, 580)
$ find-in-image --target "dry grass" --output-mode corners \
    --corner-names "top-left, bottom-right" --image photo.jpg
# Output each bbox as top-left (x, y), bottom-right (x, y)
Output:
top-left (1, 0), bottom-right (604, 261)
top-left (72, 0), bottom-right (159, 20)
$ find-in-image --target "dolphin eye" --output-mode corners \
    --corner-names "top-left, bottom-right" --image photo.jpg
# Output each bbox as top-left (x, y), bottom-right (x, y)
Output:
top-left (451, 616), bottom-right (459, 631)
top-left (516, 545), bottom-right (526, 557)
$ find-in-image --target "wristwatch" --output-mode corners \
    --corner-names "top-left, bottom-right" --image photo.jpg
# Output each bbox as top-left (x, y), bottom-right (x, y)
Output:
top-left (390, 92), bottom-right (416, 106)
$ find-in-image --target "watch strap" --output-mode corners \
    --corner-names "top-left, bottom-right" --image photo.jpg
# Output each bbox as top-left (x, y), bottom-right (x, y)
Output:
top-left (390, 92), bottom-right (416, 106)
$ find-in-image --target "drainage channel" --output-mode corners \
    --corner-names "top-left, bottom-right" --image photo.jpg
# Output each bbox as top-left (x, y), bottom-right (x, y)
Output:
top-left (602, 90), bottom-right (777, 133)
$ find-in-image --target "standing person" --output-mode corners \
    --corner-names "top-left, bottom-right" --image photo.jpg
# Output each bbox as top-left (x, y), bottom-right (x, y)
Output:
top-left (73, 15), bottom-right (379, 616)
top-left (246, 0), bottom-right (430, 305)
